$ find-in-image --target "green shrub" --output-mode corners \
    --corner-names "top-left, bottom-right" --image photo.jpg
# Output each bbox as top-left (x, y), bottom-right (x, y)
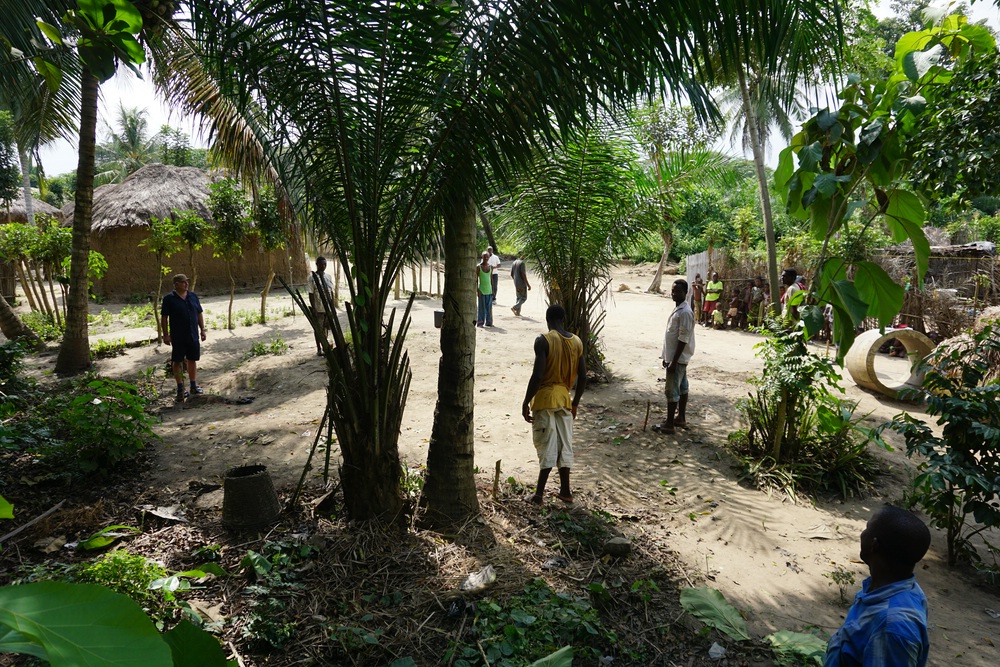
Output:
top-left (88, 308), bottom-right (114, 327)
top-left (21, 311), bottom-right (63, 341)
top-left (74, 550), bottom-right (167, 610)
top-left (2, 376), bottom-right (159, 474)
top-left (92, 337), bottom-right (127, 359)
top-left (119, 303), bottom-right (155, 328)
top-left (243, 336), bottom-right (289, 360)
top-left (883, 325), bottom-right (1000, 565)
top-left (447, 578), bottom-right (616, 666)
top-left (728, 325), bottom-right (884, 499)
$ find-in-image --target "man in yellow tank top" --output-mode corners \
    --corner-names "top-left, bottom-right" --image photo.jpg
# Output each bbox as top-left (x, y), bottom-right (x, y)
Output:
top-left (521, 305), bottom-right (586, 505)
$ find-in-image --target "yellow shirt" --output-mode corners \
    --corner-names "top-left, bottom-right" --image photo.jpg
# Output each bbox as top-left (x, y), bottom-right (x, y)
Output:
top-left (530, 330), bottom-right (584, 411)
top-left (705, 279), bottom-right (723, 302)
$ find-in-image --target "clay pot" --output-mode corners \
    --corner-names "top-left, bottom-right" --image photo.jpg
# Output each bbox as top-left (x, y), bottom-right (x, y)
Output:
top-left (222, 464), bottom-right (281, 529)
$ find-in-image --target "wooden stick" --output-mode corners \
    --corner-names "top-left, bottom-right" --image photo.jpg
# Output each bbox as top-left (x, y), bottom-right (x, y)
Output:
top-left (643, 400), bottom-right (651, 431)
top-left (492, 460), bottom-right (501, 499)
top-left (0, 499), bottom-right (66, 545)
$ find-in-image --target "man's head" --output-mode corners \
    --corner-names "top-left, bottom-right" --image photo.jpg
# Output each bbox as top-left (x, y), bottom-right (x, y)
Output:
top-left (754, 276), bottom-right (763, 286)
top-left (694, 273), bottom-right (701, 280)
top-left (782, 268), bottom-right (798, 286)
top-left (545, 304), bottom-right (566, 328)
top-left (315, 256), bottom-right (327, 272)
top-left (481, 251), bottom-right (490, 263)
top-left (711, 272), bottom-right (719, 281)
top-left (487, 246), bottom-right (494, 256)
top-left (671, 279), bottom-right (688, 304)
top-left (860, 505), bottom-right (931, 577)
top-left (173, 274), bottom-right (189, 292)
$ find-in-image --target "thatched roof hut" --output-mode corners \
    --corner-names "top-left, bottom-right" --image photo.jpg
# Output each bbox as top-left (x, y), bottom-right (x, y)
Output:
top-left (3, 196), bottom-right (63, 223)
top-left (62, 164), bottom-right (307, 298)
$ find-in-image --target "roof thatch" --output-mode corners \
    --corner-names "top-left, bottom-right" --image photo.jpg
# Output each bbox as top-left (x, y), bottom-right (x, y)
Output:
top-left (2, 196), bottom-right (63, 223)
top-left (62, 163), bottom-right (217, 234)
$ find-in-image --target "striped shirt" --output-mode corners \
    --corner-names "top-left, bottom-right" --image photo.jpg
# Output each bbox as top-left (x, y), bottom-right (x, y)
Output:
top-left (824, 576), bottom-right (929, 667)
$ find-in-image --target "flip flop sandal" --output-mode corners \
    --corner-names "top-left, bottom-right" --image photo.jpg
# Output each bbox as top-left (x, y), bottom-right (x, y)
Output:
top-left (555, 494), bottom-right (574, 504)
top-left (524, 493), bottom-right (543, 506)
top-left (674, 420), bottom-right (689, 429)
top-left (651, 423), bottom-right (675, 434)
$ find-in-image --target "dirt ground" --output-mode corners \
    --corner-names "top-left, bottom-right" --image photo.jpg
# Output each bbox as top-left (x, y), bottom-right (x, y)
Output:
top-left (14, 263), bottom-right (1000, 665)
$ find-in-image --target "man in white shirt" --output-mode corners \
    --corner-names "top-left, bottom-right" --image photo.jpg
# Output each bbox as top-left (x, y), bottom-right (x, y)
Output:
top-left (487, 246), bottom-right (501, 304)
top-left (307, 256), bottom-right (336, 356)
top-left (654, 279), bottom-right (696, 434)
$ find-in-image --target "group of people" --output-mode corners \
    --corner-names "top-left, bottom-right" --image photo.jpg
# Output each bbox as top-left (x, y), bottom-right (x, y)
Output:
top-left (689, 268), bottom-right (811, 331)
top-left (477, 246), bottom-right (533, 326)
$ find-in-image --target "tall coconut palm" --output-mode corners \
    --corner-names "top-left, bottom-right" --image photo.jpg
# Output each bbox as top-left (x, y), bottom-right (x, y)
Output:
top-left (706, 5), bottom-right (843, 306)
top-left (95, 104), bottom-right (160, 184)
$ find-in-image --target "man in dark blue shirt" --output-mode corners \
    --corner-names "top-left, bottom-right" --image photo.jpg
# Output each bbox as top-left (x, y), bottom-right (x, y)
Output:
top-left (825, 505), bottom-right (931, 667)
top-left (160, 274), bottom-right (207, 402)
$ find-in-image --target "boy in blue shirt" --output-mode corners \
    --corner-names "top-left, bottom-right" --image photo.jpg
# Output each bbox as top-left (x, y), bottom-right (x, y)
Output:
top-left (825, 505), bottom-right (931, 667)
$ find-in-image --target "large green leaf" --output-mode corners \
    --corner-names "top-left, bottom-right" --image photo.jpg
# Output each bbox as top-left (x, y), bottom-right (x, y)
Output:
top-left (854, 261), bottom-right (904, 327)
top-left (529, 646), bottom-right (574, 667)
top-left (883, 190), bottom-right (929, 285)
top-left (162, 620), bottom-right (232, 667)
top-left (0, 494), bottom-right (12, 520)
top-left (0, 582), bottom-right (173, 666)
top-left (679, 587), bottom-right (750, 642)
top-left (902, 43), bottom-right (948, 82)
top-left (765, 630), bottom-right (827, 665)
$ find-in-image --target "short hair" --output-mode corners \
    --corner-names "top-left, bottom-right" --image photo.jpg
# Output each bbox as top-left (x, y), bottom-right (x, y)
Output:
top-left (782, 268), bottom-right (798, 281)
top-left (316, 256), bottom-right (327, 262)
top-left (545, 304), bottom-right (566, 324)
top-left (871, 505), bottom-right (931, 570)
top-left (674, 279), bottom-right (688, 296)
top-left (486, 246), bottom-right (494, 252)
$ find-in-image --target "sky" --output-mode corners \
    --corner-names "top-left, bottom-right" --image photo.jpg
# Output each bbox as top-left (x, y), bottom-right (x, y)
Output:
top-left (37, 1), bottom-right (1000, 177)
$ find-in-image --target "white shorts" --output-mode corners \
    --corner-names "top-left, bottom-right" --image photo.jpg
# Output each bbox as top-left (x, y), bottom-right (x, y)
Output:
top-left (532, 408), bottom-right (574, 469)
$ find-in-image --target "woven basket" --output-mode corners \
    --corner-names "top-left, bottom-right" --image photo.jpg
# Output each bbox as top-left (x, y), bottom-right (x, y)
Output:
top-left (222, 464), bottom-right (281, 529)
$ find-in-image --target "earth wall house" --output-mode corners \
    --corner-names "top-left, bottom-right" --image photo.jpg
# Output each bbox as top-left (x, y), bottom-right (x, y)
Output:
top-left (61, 163), bottom-right (308, 299)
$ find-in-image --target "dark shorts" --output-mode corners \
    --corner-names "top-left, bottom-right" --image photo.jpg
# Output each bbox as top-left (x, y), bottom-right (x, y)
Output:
top-left (171, 336), bottom-right (201, 363)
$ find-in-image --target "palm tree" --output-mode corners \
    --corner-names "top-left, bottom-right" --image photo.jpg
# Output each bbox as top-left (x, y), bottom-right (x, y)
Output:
top-left (707, 6), bottom-right (843, 306)
top-left (95, 104), bottom-right (160, 184)
top-left (491, 126), bottom-right (643, 378)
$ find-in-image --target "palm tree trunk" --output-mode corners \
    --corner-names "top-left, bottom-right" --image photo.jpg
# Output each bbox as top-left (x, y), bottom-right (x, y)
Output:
top-left (188, 246), bottom-right (198, 293)
top-left (477, 207), bottom-right (498, 256)
top-left (15, 260), bottom-right (39, 312)
top-left (153, 254), bottom-right (164, 343)
top-left (18, 149), bottom-right (34, 226)
top-left (33, 261), bottom-right (54, 319)
top-left (421, 192), bottom-right (480, 529)
top-left (56, 69), bottom-right (100, 375)
top-left (738, 65), bottom-right (780, 307)
top-left (261, 254), bottom-right (275, 324)
top-left (227, 259), bottom-right (235, 329)
top-left (45, 264), bottom-right (61, 328)
top-left (0, 293), bottom-right (42, 350)
top-left (646, 230), bottom-right (673, 293)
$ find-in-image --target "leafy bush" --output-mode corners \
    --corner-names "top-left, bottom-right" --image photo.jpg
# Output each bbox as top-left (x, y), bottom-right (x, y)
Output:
top-left (728, 325), bottom-right (883, 499)
top-left (882, 325), bottom-right (1000, 565)
top-left (0, 342), bottom-right (32, 405)
top-left (74, 550), bottom-right (167, 611)
top-left (92, 337), bottom-right (127, 359)
top-left (21, 310), bottom-right (63, 341)
top-left (1, 374), bottom-right (159, 474)
top-left (243, 336), bottom-right (289, 360)
top-left (58, 378), bottom-right (160, 471)
top-left (448, 578), bottom-right (616, 666)
top-left (88, 308), bottom-right (114, 327)
top-left (120, 303), bottom-right (156, 328)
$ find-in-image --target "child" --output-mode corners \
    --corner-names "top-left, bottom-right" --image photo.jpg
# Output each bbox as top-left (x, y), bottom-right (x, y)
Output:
top-left (726, 292), bottom-right (740, 328)
top-left (713, 304), bottom-right (726, 329)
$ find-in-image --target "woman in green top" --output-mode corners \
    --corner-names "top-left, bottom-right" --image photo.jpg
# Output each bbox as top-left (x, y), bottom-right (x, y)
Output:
top-left (703, 271), bottom-right (723, 325)
top-left (477, 251), bottom-right (494, 326)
